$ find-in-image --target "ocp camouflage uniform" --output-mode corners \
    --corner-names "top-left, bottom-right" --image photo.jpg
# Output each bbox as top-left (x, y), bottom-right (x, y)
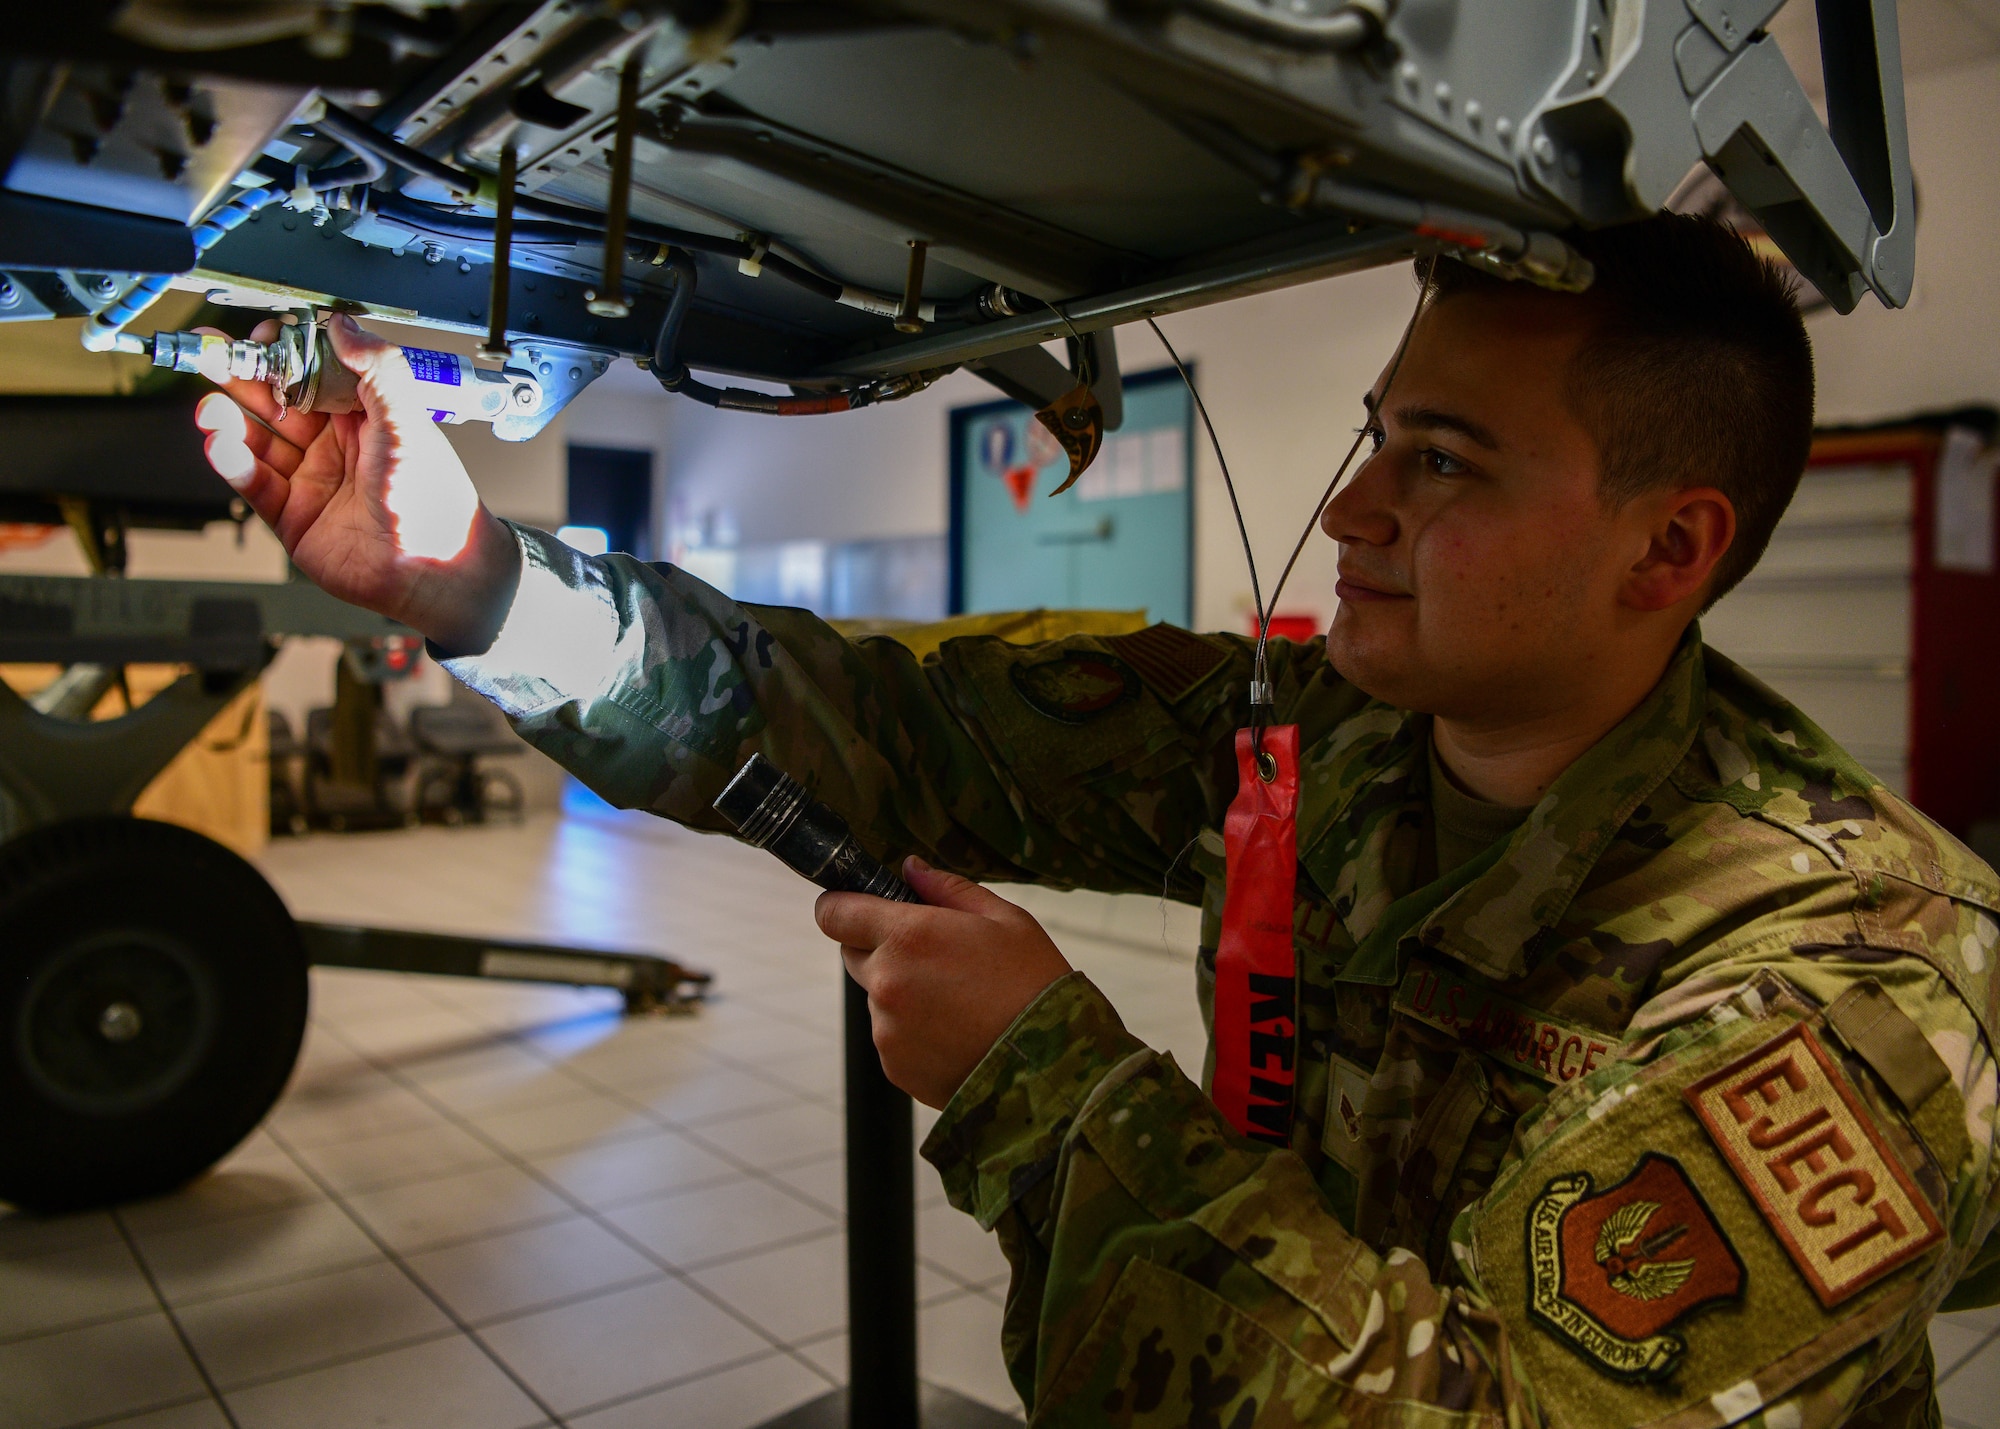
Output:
top-left (443, 523), bottom-right (2000, 1429)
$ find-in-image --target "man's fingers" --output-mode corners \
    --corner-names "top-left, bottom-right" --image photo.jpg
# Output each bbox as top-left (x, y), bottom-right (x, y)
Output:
top-left (194, 391), bottom-right (246, 442)
top-left (196, 391), bottom-right (307, 477)
top-left (903, 856), bottom-right (1016, 920)
top-left (815, 889), bottom-right (931, 952)
top-left (839, 944), bottom-right (873, 991)
top-left (201, 431), bottom-right (289, 528)
top-left (324, 310), bottom-right (395, 379)
top-left (188, 326), bottom-right (329, 451)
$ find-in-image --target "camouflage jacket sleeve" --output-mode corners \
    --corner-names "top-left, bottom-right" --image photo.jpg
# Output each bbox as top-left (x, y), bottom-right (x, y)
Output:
top-left (924, 957), bottom-right (1999, 1428)
top-left (436, 522), bottom-right (1344, 889)
top-left (925, 971), bottom-right (1533, 1425)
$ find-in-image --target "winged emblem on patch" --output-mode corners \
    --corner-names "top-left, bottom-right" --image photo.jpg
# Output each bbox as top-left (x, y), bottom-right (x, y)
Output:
top-left (1593, 1200), bottom-right (1696, 1301)
top-left (1527, 1154), bottom-right (1744, 1381)
top-left (1337, 1089), bottom-right (1361, 1142)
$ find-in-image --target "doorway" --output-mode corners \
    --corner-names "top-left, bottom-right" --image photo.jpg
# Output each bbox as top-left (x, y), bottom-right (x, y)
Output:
top-left (566, 445), bottom-right (653, 560)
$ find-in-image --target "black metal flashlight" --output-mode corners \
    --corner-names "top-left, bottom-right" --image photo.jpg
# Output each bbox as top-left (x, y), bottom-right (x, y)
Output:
top-left (713, 753), bottom-right (916, 904)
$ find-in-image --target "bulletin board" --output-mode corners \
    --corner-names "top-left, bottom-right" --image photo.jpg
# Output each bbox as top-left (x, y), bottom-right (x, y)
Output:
top-left (948, 367), bottom-right (1193, 626)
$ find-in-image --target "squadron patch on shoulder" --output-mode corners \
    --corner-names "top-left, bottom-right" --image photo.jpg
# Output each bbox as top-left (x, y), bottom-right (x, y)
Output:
top-left (1009, 653), bottom-right (1138, 723)
top-left (1685, 1022), bottom-right (1942, 1308)
top-left (1527, 1153), bottom-right (1743, 1382)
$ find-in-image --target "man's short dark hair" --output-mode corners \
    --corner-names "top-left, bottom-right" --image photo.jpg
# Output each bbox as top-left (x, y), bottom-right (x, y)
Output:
top-left (1428, 212), bottom-right (1815, 606)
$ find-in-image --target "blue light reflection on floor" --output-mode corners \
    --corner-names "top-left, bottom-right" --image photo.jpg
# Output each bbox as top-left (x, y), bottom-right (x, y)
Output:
top-left (506, 779), bottom-right (666, 1059)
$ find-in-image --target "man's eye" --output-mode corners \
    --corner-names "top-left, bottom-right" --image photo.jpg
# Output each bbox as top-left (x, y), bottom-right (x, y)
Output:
top-left (1360, 425), bottom-right (1385, 453)
top-left (1424, 448), bottom-right (1467, 476)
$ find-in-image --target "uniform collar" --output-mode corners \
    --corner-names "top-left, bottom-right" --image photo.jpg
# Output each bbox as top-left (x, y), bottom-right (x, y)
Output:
top-left (1300, 628), bottom-right (1708, 984)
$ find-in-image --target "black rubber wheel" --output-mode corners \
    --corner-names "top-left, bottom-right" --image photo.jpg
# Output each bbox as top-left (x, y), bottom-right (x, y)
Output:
top-left (0, 817), bottom-right (308, 1212)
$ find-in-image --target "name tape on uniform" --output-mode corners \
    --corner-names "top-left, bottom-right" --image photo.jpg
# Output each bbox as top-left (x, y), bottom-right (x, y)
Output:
top-left (1685, 1022), bottom-right (1942, 1308)
top-left (1392, 959), bottom-right (1612, 1086)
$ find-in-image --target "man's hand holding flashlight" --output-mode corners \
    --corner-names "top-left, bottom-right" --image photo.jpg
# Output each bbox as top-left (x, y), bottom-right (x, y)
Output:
top-left (193, 313), bottom-right (519, 653)
top-left (816, 857), bottom-right (1074, 1109)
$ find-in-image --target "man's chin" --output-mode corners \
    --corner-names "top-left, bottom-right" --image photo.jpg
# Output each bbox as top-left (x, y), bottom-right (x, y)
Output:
top-left (1326, 612), bottom-right (1416, 707)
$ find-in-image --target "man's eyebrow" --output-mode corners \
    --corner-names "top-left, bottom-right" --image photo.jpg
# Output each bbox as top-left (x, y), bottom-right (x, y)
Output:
top-left (1392, 402), bottom-right (1501, 451)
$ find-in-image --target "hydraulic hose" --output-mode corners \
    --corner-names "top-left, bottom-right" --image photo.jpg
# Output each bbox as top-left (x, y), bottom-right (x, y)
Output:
top-left (649, 253), bottom-right (951, 415)
top-left (649, 252), bottom-right (854, 413)
top-left (251, 138), bottom-right (389, 195)
top-left (80, 185), bottom-right (284, 353)
top-left (370, 192), bottom-right (615, 248)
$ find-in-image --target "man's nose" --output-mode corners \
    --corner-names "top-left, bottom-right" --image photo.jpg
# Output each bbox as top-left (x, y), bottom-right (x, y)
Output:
top-left (1320, 451), bottom-right (1398, 548)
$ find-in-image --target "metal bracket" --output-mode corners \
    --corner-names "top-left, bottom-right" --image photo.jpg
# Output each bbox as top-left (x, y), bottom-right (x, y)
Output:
top-left (1689, 11), bottom-right (1913, 310)
top-left (968, 328), bottom-right (1124, 439)
top-left (496, 341), bottom-right (610, 441)
top-left (1519, 0), bottom-right (1913, 312)
top-left (967, 343), bottom-right (1076, 410)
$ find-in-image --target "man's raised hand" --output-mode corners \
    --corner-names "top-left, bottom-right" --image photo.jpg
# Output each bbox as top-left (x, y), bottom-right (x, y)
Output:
top-left (193, 313), bottom-right (518, 653)
top-left (815, 857), bottom-right (1074, 1109)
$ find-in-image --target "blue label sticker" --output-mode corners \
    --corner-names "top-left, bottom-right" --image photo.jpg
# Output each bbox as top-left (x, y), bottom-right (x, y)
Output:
top-left (429, 409), bottom-right (452, 423)
top-left (404, 348), bottom-right (461, 386)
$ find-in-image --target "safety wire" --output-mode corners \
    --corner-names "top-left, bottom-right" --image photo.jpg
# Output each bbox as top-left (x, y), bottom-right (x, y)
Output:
top-left (1138, 253), bottom-right (1439, 776)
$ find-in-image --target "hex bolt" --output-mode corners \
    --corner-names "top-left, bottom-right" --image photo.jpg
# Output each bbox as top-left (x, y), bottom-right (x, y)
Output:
top-left (423, 243), bottom-right (446, 265)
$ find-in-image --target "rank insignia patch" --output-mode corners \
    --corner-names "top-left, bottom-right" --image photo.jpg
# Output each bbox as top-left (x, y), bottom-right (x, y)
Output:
top-left (1527, 1154), bottom-right (1743, 1381)
top-left (1009, 654), bottom-right (1137, 723)
top-left (1320, 1055), bottom-right (1371, 1172)
top-left (1685, 1022), bottom-right (1942, 1308)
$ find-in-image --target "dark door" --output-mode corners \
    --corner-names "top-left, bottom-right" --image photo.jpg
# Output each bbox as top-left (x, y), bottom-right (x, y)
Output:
top-left (566, 445), bottom-right (653, 559)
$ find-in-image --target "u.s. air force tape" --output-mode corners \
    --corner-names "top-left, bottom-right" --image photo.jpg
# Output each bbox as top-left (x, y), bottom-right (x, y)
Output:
top-left (1392, 958), bottom-right (1614, 1086)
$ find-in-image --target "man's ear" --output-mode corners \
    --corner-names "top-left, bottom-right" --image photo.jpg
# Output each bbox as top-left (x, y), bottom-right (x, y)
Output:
top-left (1620, 487), bottom-right (1736, 613)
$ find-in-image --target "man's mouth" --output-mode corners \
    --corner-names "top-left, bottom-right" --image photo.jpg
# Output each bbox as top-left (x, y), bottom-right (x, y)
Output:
top-left (1334, 570), bottom-right (1409, 603)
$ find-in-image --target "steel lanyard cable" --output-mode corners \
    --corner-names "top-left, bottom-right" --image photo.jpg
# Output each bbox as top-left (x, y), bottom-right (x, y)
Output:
top-left (1051, 258), bottom-right (1439, 1141)
top-left (1145, 252), bottom-right (1438, 771)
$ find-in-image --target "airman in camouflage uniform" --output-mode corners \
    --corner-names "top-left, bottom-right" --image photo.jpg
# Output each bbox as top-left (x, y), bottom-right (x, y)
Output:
top-left (438, 523), bottom-right (2000, 1429)
top-left (200, 225), bottom-right (1999, 1427)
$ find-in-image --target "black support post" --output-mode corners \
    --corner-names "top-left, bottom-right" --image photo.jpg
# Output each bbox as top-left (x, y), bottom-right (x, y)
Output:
top-left (753, 976), bottom-right (1019, 1429)
top-left (844, 972), bottom-right (920, 1429)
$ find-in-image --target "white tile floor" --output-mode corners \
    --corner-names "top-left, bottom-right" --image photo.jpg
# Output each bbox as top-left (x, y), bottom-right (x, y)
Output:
top-left (2, 795), bottom-right (1997, 1428)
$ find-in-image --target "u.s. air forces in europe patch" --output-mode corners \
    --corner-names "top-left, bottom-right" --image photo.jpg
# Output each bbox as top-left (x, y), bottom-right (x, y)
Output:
top-left (1527, 1153), bottom-right (1743, 1381)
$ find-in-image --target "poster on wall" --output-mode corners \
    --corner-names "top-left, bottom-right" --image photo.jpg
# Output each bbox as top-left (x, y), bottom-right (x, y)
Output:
top-left (950, 368), bottom-right (1194, 626)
